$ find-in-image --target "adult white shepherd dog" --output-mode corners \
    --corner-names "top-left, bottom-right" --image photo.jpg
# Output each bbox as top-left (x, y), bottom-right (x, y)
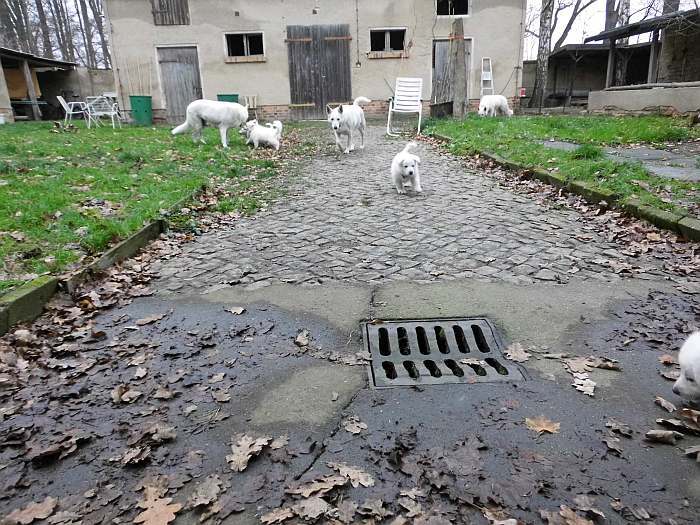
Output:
top-left (171, 99), bottom-right (249, 148)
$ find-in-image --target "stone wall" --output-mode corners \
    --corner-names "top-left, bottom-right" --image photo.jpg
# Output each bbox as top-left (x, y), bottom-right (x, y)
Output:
top-left (588, 85), bottom-right (700, 116)
top-left (658, 27), bottom-right (700, 83)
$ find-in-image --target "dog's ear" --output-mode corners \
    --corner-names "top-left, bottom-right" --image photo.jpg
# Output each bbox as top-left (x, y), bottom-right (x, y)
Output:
top-left (326, 104), bottom-right (333, 115)
top-left (338, 105), bottom-right (343, 114)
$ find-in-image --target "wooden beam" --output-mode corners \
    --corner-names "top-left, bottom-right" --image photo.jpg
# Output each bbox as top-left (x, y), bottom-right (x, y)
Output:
top-left (451, 18), bottom-right (467, 118)
top-left (21, 60), bottom-right (41, 120)
top-left (647, 30), bottom-right (660, 83)
top-left (605, 39), bottom-right (616, 88)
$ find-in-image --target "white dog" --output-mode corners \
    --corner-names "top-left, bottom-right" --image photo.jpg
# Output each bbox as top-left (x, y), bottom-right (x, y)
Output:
top-left (391, 142), bottom-right (422, 195)
top-left (478, 95), bottom-right (514, 117)
top-left (172, 99), bottom-right (248, 149)
top-left (246, 120), bottom-right (280, 150)
top-left (266, 120), bottom-right (283, 139)
top-left (673, 332), bottom-right (700, 403)
top-left (327, 96), bottom-right (371, 154)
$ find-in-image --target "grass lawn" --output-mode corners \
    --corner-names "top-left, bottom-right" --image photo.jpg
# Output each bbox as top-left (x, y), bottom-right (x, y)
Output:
top-left (0, 122), bottom-right (280, 293)
top-left (426, 115), bottom-right (700, 213)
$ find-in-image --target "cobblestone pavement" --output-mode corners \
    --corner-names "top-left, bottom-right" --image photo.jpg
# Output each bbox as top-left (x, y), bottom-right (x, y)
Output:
top-left (154, 126), bottom-right (672, 295)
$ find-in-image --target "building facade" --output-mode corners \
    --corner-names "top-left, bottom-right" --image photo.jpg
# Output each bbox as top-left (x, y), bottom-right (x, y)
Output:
top-left (104, 0), bottom-right (526, 122)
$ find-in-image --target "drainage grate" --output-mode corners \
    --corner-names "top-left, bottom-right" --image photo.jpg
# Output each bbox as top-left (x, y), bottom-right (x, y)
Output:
top-left (363, 318), bottom-right (524, 388)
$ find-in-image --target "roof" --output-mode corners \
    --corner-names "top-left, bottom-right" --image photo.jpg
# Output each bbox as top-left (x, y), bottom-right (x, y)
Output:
top-left (549, 42), bottom-right (650, 58)
top-left (0, 46), bottom-right (76, 68)
top-left (585, 8), bottom-right (700, 42)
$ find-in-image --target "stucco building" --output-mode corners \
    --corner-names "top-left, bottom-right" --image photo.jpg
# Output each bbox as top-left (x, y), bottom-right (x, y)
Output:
top-left (103, 0), bottom-right (526, 122)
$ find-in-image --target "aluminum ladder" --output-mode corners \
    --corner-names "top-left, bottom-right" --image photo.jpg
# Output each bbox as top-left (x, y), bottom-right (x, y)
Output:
top-left (480, 57), bottom-right (494, 96)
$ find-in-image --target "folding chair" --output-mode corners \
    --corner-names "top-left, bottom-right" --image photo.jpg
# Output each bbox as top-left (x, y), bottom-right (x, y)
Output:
top-left (387, 77), bottom-right (423, 136)
top-left (85, 96), bottom-right (122, 129)
top-left (57, 95), bottom-right (87, 126)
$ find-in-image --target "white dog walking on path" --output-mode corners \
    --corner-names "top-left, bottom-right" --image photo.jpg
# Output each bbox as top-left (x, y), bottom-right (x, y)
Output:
top-left (327, 96), bottom-right (371, 154)
top-left (172, 99), bottom-right (249, 149)
top-left (391, 142), bottom-right (422, 195)
top-left (478, 94), bottom-right (514, 117)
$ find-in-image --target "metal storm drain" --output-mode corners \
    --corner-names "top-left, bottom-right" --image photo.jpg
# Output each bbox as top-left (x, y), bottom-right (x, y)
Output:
top-left (363, 318), bottom-right (524, 388)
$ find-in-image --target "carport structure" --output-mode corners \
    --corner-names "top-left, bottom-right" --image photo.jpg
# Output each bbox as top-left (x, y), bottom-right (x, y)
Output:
top-left (0, 46), bottom-right (76, 122)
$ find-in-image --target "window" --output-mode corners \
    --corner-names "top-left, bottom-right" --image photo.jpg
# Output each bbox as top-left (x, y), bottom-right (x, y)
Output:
top-left (437, 0), bottom-right (469, 16)
top-left (151, 0), bottom-right (190, 25)
top-left (369, 29), bottom-right (406, 52)
top-left (226, 33), bottom-right (264, 57)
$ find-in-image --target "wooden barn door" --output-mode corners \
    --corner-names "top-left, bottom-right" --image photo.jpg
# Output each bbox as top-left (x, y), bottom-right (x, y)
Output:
top-left (286, 24), bottom-right (352, 119)
top-left (157, 46), bottom-right (202, 123)
top-left (431, 39), bottom-right (471, 104)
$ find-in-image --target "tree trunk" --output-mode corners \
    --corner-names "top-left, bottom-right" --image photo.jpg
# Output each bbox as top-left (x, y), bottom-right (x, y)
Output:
top-left (17, 0), bottom-right (38, 54)
top-left (529, 0), bottom-right (554, 108)
top-left (57, 0), bottom-right (76, 62)
top-left (35, 0), bottom-right (55, 58)
top-left (605, 0), bottom-right (618, 31)
top-left (88, 0), bottom-right (111, 68)
top-left (75, 0), bottom-right (96, 68)
top-left (0, 0), bottom-right (19, 50)
top-left (47, 0), bottom-right (68, 60)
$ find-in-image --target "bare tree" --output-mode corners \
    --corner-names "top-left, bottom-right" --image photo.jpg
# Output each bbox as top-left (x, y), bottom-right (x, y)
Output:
top-left (74, 0), bottom-right (96, 67)
top-left (529, 0), bottom-right (555, 108)
top-left (662, 0), bottom-right (681, 12)
top-left (88, 0), bottom-right (110, 67)
top-left (35, 0), bottom-right (55, 58)
top-left (552, 0), bottom-right (598, 49)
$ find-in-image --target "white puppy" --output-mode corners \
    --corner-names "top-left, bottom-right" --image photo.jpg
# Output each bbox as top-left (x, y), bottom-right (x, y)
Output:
top-left (246, 121), bottom-right (280, 150)
top-left (327, 96), bottom-right (371, 154)
top-left (240, 119), bottom-right (257, 139)
top-left (391, 142), bottom-right (422, 195)
top-left (172, 99), bottom-right (248, 149)
top-left (673, 332), bottom-right (700, 403)
top-left (266, 120), bottom-right (283, 139)
top-left (478, 95), bottom-right (514, 117)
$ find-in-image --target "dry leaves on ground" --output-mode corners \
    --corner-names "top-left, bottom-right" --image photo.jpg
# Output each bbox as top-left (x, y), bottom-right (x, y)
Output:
top-left (136, 313), bottom-right (166, 326)
top-left (285, 475), bottom-right (347, 498)
top-left (294, 329), bottom-right (310, 347)
top-left (645, 429), bottom-right (684, 445)
top-left (525, 416), bottom-right (561, 435)
top-left (260, 507), bottom-right (295, 524)
top-left (226, 434), bottom-right (271, 472)
top-left (327, 462), bottom-right (375, 487)
top-left (504, 342), bottom-right (531, 363)
top-left (186, 474), bottom-right (221, 509)
top-left (342, 415), bottom-right (368, 434)
top-left (225, 306), bottom-right (246, 315)
top-left (5, 496), bottom-right (57, 525)
top-left (134, 486), bottom-right (183, 525)
top-left (654, 396), bottom-right (677, 413)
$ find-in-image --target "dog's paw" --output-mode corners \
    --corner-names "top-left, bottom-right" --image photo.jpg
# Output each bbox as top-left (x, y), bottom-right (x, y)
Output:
top-left (343, 149), bottom-right (351, 154)
top-left (415, 187), bottom-right (423, 193)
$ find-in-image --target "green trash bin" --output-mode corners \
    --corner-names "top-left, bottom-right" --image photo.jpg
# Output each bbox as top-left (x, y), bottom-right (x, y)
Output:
top-left (130, 95), bottom-right (152, 126)
top-left (217, 94), bottom-right (239, 103)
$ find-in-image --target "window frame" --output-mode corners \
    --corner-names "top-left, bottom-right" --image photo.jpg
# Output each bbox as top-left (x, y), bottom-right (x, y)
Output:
top-left (436, 0), bottom-right (471, 18)
top-left (151, 0), bottom-right (190, 26)
top-left (367, 27), bottom-right (409, 60)
top-left (223, 31), bottom-right (266, 64)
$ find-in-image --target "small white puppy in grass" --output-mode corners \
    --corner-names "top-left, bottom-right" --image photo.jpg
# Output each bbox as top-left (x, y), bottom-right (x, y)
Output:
top-left (172, 99), bottom-right (248, 148)
top-left (246, 120), bottom-right (280, 150)
top-left (327, 96), bottom-right (371, 154)
top-left (266, 120), bottom-right (283, 139)
top-left (673, 332), bottom-right (700, 403)
top-left (391, 142), bottom-right (422, 195)
top-left (478, 94), bottom-right (514, 117)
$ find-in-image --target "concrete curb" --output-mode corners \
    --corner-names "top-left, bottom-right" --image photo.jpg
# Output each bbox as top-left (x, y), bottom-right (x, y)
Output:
top-left (429, 132), bottom-right (700, 238)
top-left (0, 182), bottom-right (208, 336)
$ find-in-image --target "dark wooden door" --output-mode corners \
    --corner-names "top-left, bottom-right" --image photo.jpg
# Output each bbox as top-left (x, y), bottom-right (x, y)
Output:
top-left (157, 46), bottom-right (202, 123)
top-left (431, 39), bottom-right (471, 104)
top-left (286, 25), bottom-right (352, 119)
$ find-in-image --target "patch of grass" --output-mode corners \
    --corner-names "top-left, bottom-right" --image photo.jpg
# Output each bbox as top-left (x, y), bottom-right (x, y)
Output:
top-left (426, 115), bottom-right (700, 213)
top-left (0, 122), bottom-right (277, 292)
top-left (572, 144), bottom-right (604, 160)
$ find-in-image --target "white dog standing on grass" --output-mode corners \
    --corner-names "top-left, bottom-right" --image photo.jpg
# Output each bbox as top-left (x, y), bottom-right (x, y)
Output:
top-left (478, 94), bottom-right (514, 117)
top-left (327, 96), bottom-right (371, 154)
top-left (244, 119), bottom-right (280, 150)
top-left (391, 142), bottom-right (422, 195)
top-left (172, 99), bottom-right (248, 148)
top-left (673, 332), bottom-right (700, 403)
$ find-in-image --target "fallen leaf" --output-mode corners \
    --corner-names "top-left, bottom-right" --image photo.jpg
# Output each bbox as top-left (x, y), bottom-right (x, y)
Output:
top-left (295, 329), bottom-right (310, 347)
top-left (134, 487), bottom-right (183, 525)
top-left (285, 475), bottom-right (347, 498)
top-left (333, 500), bottom-right (358, 524)
top-left (573, 376), bottom-right (596, 396)
top-left (605, 418), bottom-right (633, 438)
top-left (398, 497), bottom-right (423, 518)
top-left (225, 306), bottom-right (246, 315)
top-left (186, 474), bottom-right (221, 509)
top-left (655, 396), bottom-right (676, 413)
top-left (136, 313), bottom-right (166, 326)
top-left (559, 505), bottom-right (594, 525)
top-left (134, 367), bottom-right (148, 379)
top-left (5, 496), bottom-right (57, 524)
top-left (270, 435), bottom-right (289, 450)
top-left (209, 372), bottom-right (225, 383)
top-left (328, 462), bottom-right (375, 487)
top-left (659, 369), bottom-right (680, 381)
top-left (358, 499), bottom-right (390, 519)
top-left (645, 429), bottom-right (684, 444)
top-left (260, 507), bottom-right (294, 524)
top-left (602, 435), bottom-right (623, 456)
top-left (153, 386), bottom-right (174, 400)
top-left (525, 416), bottom-right (560, 435)
top-left (291, 497), bottom-right (330, 520)
top-left (342, 416), bottom-right (368, 434)
top-left (121, 445), bottom-right (151, 466)
top-left (226, 434), bottom-right (271, 472)
top-left (573, 494), bottom-right (606, 521)
top-left (212, 390), bottom-right (231, 403)
top-left (504, 342), bottom-right (531, 362)
top-left (684, 445), bottom-right (700, 461)
top-left (658, 354), bottom-right (678, 366)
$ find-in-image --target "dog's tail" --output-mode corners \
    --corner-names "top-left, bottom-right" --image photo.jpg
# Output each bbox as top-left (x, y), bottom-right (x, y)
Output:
top-left (353, 96), bottom-right (371, 106)
top-left (402, 141), bottom-right (418, 154)
top-left (171, 121), bottom-right (190, 136)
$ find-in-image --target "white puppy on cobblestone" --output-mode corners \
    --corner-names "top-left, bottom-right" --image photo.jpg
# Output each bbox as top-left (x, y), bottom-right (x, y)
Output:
top-left (673, 332), bottom-right (700, 403)
top-left (391, 142), bottom-right (422, 195)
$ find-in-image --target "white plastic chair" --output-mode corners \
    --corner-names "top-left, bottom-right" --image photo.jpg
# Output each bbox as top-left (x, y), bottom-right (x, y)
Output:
top-left (85, 96), bottom-right (122, 129)
top-left (57, 95), bottom-right (87, 126)
top-left (387, 77), bottom-right (423, 136)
